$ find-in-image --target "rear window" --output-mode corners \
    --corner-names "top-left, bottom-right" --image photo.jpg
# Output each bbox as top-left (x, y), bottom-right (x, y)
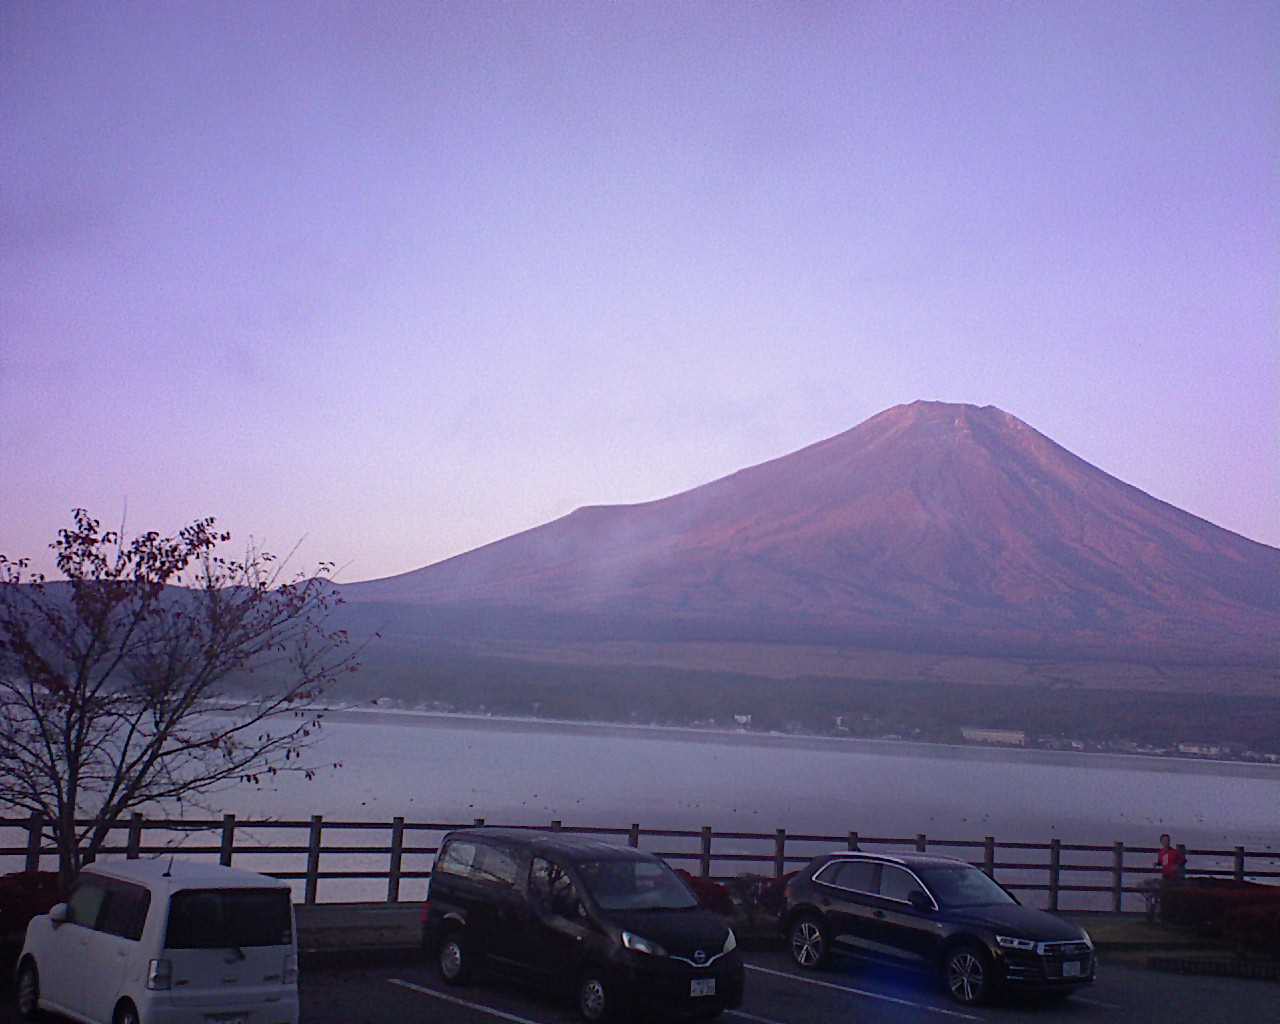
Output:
top-left (165, 889), bottom-right (293, 950)
top-left (435, 840), bottom-right (519, 888)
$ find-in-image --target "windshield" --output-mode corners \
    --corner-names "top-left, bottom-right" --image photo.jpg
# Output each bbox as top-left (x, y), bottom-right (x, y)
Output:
top-left (165, 888), bottom-right (293, 949)
top-left (916, 866), bottom-right (1017, 908)
top-left (576, 859), bottom-right (699, 911)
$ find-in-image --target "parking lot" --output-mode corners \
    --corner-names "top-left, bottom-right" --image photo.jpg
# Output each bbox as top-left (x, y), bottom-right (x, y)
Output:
top-left (299, 947), bottom-right (1276, 1024)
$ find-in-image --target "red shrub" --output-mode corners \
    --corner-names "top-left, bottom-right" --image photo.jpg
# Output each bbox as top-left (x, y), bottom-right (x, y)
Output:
top-left (1222, 903), bottom-right (1280, 956)
top-left (1161, 880), bottom-right (1280, 933)
top-left (674, 869), bottom-right (736, 918)
top-left (0, 871), bottom-right (63, 938)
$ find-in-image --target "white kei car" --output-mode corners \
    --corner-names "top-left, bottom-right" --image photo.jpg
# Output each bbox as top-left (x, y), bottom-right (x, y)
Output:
top-left (16, 858), bottom-right (299, 1024)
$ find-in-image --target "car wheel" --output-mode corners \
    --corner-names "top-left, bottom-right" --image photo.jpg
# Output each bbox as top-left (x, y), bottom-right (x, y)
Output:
top-left (113, 1001), bottom-right (141, 1024)
top-left (438, 931), bottom-right (473, 985)
top-left (577, 968), bottom-right (613, 1022)
top-left (16, 961), bottom-right (40, 1021)
top-left (788, 914), bottom-right (830, 969)
top-left (943, 944), bottom-right (993, 1006)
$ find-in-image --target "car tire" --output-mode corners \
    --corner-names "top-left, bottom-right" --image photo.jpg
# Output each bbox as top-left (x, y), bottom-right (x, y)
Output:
top-left (113, 1000), bottom-right (141, 1024)
top-left (788, 914), bottom-right (831, 970)
top-left (437, 930), bottom-right (473, 985)
top-left (943, 943), bottom-right (994, 1006)
top-left (576, 968), bottom-right (617, 1022)
top-left (16, 960), bottom-right (40, 1021)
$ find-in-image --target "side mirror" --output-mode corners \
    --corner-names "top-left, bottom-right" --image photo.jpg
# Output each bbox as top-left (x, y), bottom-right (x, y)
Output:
top-left (907, 890), bottom-right (933, 912)
top-left (49, 903), bottom-right (69, 927)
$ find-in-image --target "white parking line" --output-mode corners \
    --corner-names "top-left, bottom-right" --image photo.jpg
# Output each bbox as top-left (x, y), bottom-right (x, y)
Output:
top-left (745, 964), bottom-right (984, 1021)
top-left (1070, 998), bottom-right (1121, 1013)
top-left (388, 978), bottom-right (550, 1024)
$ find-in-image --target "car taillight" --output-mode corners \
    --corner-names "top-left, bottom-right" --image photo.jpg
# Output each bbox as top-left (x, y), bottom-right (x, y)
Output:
top-left (420, 901), bottom-right (431, 926)
top-left (283, 952), bottom-right (298, 985)
top-left (147, 958), bottom-right (172, 991)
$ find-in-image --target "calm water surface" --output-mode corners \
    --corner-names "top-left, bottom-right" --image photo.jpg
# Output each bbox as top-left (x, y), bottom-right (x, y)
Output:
top-left (228, 710), bottom-right (1280, 850)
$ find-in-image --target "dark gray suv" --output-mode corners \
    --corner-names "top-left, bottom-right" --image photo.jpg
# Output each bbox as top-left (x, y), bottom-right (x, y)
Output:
top-left (781, 851), bottom-right (1095, 1005)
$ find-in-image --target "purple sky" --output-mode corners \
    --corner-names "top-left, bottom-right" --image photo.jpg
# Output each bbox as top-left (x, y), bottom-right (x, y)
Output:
top-left (3, 2), bottom-right (1277, 581)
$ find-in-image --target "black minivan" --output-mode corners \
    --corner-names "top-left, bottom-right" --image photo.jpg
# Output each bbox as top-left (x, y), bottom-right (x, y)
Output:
top-left (422, 828), bottom-right (744, 1021)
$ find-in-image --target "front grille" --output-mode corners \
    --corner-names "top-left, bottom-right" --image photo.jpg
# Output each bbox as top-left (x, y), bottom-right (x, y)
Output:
top-left (1037, 940), bottom-right (1091, 957)
top-left (668, 949), bottom-right (730, 968)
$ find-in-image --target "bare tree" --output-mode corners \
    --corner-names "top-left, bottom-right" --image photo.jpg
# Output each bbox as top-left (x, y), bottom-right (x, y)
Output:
top-left (0, 509), bottom-right (358, 884)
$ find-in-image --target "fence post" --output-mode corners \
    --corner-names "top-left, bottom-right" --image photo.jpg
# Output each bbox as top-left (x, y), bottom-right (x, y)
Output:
top-left (219, 814), bottom-right (236, 867)
top-left (774, 829), bottom-right (786, 879)
top-left (848, 830), bottom-right (860, 851)
top-left (1111, 842), bottom-right (1124, 912)
top-left (25, 811), bottom-right (42, 872)
top-left (916, 833), bottom-right (927, 853)
top-left (1234, 846), bottom-right (1245, 883)
top-left (126, 813), bottom-right (143, 860)
top-left (1049, 838), bottom-right (1061, 911)
top-left (387, 817), bottom-right (405, 903)
top-left (628, 824), bottom-right (640, 849)
top-left (550, 819), bottom-right (562, 833)
top-left (983, 836), bottom-right (995, 877)
top-left (305, 816), bottom-right (323, 905)
top-left (700, 827), bottom-right (713, 879)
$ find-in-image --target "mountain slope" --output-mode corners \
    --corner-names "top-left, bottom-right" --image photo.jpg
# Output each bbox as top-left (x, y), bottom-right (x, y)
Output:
top-left (342, 402), bottom-right (1280, 662)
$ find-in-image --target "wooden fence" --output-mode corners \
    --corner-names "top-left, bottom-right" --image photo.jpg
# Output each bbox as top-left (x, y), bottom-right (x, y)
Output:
top-left (4, 814), bottom-right (1278, 913)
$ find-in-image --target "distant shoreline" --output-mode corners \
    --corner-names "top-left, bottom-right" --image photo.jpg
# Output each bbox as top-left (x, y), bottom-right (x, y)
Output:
top-left (307, 704), bottom-right (1280, 780)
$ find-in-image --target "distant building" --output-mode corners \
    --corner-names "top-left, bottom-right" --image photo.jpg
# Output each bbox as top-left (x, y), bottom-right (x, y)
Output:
top-left (961, 727), bottom-right (1026, 747)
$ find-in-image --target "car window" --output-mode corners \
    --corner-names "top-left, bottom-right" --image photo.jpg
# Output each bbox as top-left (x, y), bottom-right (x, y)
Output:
top-left (436, 840), bottom-right (479, 879)
top-left (99, 881), bottom-right (151, 941)
top-left (824, 860), bottom-right (879, 893)
top-left (917, 865), bottom-right (1017, 908)
top-left (475, 844), bottom-right (520, 887)
top-left (67, 879), bottom-right (108, 929)
top-left (530, 857), bottom-right (581, 918)
top-left (166, 889), bottom-right (293, 949)
top-left (878, 866), bottom-right (922, 902)
top-left (577, 858), bottom-right (698, 911)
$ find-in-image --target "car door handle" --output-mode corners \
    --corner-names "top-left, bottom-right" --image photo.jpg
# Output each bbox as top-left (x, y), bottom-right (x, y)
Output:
top-left (873, 910), bottom-right (886, 919)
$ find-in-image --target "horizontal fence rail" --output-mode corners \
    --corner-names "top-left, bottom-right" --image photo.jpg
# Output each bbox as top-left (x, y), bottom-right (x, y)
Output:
top-left (2, 813), bottom-right (1277, 912)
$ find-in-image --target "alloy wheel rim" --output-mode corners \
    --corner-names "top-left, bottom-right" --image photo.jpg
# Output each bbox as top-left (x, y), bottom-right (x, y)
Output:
top-left (17, 969), bottom-right (36, 1013)
top-left (792, 921), bottom-right (822, 966)
top-left (948, 952), bottom-right (984, 1002)
top-left (441, 941), bottom-right (463, 979)
top-left (580, 977), bottom-right (606, 1020)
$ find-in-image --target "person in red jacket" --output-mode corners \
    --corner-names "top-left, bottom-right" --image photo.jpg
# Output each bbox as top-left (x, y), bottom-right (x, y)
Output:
top-left (1156, 833), bottom-right (1187, 883)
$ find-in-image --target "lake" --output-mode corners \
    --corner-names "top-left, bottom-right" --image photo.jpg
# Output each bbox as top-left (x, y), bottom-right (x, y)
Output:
top-left (17, 710), bottom-right (1279, 906)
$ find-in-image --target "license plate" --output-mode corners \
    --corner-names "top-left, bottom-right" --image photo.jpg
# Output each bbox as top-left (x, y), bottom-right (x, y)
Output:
top-left (1061, 960), bottom-right (1082, 978)
top-left (690, 978), bottom-right (716, 998)
top-left (207, 1017), bottom-right (245, 1024)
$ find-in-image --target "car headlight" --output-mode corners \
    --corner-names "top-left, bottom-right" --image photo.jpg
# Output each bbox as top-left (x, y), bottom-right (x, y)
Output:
top-left (1081, 929), bottom-right (1093, 949)
top-left (995, 935), bottom-right (1036, 951)
top-left (621, 931), bottom-right (667, 957)
top-left (723, 928), bottom-right (737, 954)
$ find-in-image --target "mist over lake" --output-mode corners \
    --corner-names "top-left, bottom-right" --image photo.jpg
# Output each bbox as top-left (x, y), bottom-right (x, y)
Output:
top-left (218, 710), bottom-right (1280, 853)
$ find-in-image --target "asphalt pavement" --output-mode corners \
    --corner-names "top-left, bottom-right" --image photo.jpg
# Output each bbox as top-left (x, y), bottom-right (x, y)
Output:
top-left (299, 947), bottom-right (1277, 1024)
top-left (1, 944), bottom-right (1273, 1023)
